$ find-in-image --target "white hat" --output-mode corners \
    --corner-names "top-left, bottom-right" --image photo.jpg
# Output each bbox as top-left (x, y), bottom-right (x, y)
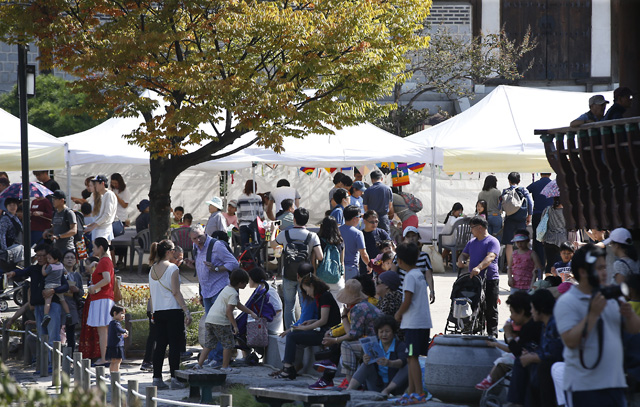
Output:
top-left (602, 228), bottom-right (632, 246)
top-left (403, 226), bottom-right (420, 237)
top-left (205, 196), bottom-right (224, 210)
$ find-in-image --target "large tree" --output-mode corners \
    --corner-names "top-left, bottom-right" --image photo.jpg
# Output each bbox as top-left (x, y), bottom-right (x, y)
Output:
top-left (0, 0), bottom-right (432, 241)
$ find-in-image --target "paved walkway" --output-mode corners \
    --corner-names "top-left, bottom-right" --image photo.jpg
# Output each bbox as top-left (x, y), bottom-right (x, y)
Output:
top-left (2, 265), bottom-right (513, 406)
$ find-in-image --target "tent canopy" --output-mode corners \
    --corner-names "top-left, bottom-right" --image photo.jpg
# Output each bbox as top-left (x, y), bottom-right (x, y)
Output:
top-left (407, 85), bottom-right (615, 172)
top-left (0, 108), bottom-right (67, 171)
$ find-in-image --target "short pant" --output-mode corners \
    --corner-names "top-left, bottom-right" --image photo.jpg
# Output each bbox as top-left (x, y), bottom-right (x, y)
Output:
top-left (403, 328), bottom-right (431, 357)
top-left (204, 322), bottom-right (235, 350)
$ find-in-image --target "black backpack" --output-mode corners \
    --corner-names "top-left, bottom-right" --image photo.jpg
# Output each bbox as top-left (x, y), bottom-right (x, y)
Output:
top-left (64, 208), bottom-right (85, 243)
top-left (282, 230), bottom-right (312, 281)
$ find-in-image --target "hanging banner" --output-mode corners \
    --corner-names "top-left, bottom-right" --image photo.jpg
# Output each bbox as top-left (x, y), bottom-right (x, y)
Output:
top-left (376, 162), bottom-right (395, 175)
top-left (391, 163), bottom-right (410, 187)
top-left (324, 168), bottom-right (337, 174)
top-left (300, 167), bottom-right (315, 175)
top-left (407, 163), bottom-right (426, 173)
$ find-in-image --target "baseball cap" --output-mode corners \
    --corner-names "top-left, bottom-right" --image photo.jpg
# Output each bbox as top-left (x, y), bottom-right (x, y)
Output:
top-left (588, 95), bottom-right (609, 106)
top-left (228, 199), bottom-right (238, 208)
top-left (602, 227), bottom-right (632, 246)
top-left (352, 181), bottom-right (366, 192)
top-left (137, 199), bottom-right (150, 212)
top-left (52, 190), bottom-right (66, 200)
top-left (378, 271), bottom-right (401, 291)
top-left (91, 174), bottom-right (109, 184)
top-left (403, 226), bottom-right (420, 237)
top-left (205, 196), bottom-right (224, 210)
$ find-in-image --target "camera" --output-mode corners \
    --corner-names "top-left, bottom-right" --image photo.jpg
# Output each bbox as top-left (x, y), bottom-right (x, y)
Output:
top-left (596, 283), bottom-right (629, 300)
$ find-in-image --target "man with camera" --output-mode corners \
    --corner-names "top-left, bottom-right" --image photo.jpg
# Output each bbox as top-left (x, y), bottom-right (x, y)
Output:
top-left (554, 244), bottom-right (640, 407)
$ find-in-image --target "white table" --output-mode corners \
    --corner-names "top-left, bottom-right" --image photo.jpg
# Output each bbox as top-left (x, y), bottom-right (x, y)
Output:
top-left (417, 222), bottom-right (445, 243)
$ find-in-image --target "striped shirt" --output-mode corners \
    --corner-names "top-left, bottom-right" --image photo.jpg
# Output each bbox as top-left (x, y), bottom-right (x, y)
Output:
top-left (395, 251), bottom-right (432, 287)
top-left (237, 193), bottom-right (264, 227)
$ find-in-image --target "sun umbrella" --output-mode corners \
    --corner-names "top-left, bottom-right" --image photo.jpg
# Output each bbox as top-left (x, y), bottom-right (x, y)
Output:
top-left (540, 179), bottom-right (560, 198)
top-left (0, 182), bottom-right (54, 199)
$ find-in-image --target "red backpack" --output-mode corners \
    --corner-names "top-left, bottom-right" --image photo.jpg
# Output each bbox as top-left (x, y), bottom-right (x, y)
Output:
top-left (400, 192), bottom-right (423, 213)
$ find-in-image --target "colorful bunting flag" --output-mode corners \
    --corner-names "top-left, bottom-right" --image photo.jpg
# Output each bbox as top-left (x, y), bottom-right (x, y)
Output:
top-left (341, 167), bottom-right (353, 171)
top-left (300, 167), bottom-right (315, 175)
top-left (325, 168), bottom-right (337, 174)
top-left (392, 163), bottom-right (410, 187)
top-left (376, 162), bottom-right (395, 175)
top-left (407, 163), bottom-right (426, 173)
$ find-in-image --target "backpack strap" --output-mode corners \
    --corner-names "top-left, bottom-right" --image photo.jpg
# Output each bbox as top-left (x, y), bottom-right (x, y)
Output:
top-left (285, 230), bottom-right (292, 244)
top-left (303, 232), bottom-right (312, 245)
top-left (206, 238), bottom-right (217, 263)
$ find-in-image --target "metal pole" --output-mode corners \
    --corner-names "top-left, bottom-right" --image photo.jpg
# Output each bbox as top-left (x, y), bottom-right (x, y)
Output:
top-left (73, 352), bottom-right (82, 388)
top-left (1, 323), bottom-right (8, 361)
top-left (145, 386), bottom-right (157, 407)
top-left (111, 372), bottom-right (121, 407)
top-left (81, 358), bottom-right (90, 392)
top-left (23, 327), bottom-right (30, 366)
top-left (65, 148), bottom-right (71, 198)
top-left (95, 366), bottom-right (107, 405)
top-left (127, 379), bottom-right (140, 407)
top-left (220, 394), bottom-right (232, 407)
top-left (52, 341), bottom-right (61, 388)
top-left (17, 43), bottom-right (31, 263)
top-left (431, 148), bottom-right (438, 246)
top-left (40, 335), bottom-right (48, 377)
top-left (61, 346), bottom-right (70, 377)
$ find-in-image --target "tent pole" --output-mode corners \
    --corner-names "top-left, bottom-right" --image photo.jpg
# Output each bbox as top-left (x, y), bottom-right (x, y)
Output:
top-left (65, 143), bottom-right (71, 198)
top-left (431, 148), bottom-right (438, 246)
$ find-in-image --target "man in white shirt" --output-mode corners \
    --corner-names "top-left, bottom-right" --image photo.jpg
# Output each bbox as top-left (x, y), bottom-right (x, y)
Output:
top-left (84, 175), bottom-right (117, 243)
top-left (266, 179), bottom-right (301, 220)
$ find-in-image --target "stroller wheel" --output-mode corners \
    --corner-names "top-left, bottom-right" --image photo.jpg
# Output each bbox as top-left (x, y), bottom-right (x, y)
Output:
top-left (247, 352), bottom-right (260, 366)
top-left (13, 289), bottom-right (24, 306)
top-left (0, 300), bottom-right (8, 312)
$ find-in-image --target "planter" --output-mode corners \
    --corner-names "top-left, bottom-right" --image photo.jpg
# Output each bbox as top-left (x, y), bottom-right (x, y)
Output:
top-left (425, 334), bottom-right (501, 404)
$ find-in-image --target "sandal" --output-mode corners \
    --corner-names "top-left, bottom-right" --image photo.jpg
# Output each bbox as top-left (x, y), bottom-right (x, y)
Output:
top-left (275, 366), bottom-right (297, 380)
top-left (268, 368), bottom-right (284, 377)
top-left (393, 393), bottom-right (411, 405)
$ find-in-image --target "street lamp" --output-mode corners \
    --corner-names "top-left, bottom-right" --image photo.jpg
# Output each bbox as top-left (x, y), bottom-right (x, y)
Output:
top-left (18, 43), bottom-right (35, 260)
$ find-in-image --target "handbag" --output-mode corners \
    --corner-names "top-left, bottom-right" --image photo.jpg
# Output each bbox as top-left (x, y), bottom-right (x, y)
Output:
top-left (113, 276), bottom-right (122, 303)
top-left (536, 207), bottom-right (550, 242)
top-left (246, 293), bottom-right (269, 347)
top-left (112, 220), bottom-right (125, 237)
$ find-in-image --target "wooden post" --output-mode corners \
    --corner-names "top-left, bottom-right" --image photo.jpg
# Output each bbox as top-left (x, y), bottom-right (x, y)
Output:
top-left (111, 371), bottom-right (121, 407)
top-left (124, 312), bottom-right (132, 358)
top-left (1, 323), bottom-right (9, 361)
top-left (61, 347), bottom-right (70, 377)
top-left (220, 394), bottom-right (232, 407)
top-left (40, 335), bottom-right (48, 377)
top-left (52, 341), bottom-right (61, 388)
top-left (73, 352), bottom-right (82, 388)
top-left (95, 366), bottom-right (107, 405)
top-left (81, 359), bottom-right (90, 392)
top-left (128, 380), bottom-right (140, 407)
top-left (146, 386), bottom-right (157, 407)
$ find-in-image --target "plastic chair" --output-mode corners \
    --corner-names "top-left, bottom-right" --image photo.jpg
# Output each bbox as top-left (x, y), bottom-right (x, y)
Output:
top-left (438, 217), bottom-right (472, 274)
top-left (170, 227), bottom-right (193, 259)
top-left (129, 229), bottom-right (151, 274)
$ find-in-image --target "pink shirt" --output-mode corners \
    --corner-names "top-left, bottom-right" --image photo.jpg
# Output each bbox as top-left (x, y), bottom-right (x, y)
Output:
top-left (511, 250), bottom-right (535, 290)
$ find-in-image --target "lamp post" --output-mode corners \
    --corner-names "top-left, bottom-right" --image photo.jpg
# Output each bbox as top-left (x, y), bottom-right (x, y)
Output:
top-left (18, 43), bottom-right (36, 258)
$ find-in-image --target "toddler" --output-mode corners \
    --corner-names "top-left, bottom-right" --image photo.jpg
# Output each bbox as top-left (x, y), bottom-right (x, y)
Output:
top-left (106, 305), bottom-right (128, 372)
top-left (372, 251), bottom-right (395, 275)
top-left (549, 241), bottom-right (574, 282)
top-left (507, 229), bottom-right (542, 293)
top-left (41, 247), bottom-right (72, 328)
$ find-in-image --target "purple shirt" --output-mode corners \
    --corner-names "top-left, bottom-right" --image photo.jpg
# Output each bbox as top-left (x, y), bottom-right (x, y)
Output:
top-left (194, 236), bottom-right (239, 298)
top-left (462, 234), bottom-right (501, 280)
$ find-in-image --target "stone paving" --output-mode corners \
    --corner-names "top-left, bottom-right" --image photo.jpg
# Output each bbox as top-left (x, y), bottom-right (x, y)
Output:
top-left (2, 265), bottom-right (513, 407)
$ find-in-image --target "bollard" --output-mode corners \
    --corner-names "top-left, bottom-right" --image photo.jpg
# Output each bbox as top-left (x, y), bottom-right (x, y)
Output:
top-left (220, 394), bottom-right (232, 407)
top-left (2, 323), bottom-right (8, 361)
top-left (23, 329), bottom-right (30, 366)
top-left (62, 347), bottom-right (71, 377)
top-left (124, 312), bottom-right (132, 358)
top-left (81, 359), bottom-right (91, 392)
top-left (111, 372), bottom-right (121, 407)
top-left (95, 366), bottom-right (107, 405)
top-left (146, 386), bottom-right (157, 407)
top-left (73, 352), bottom-right (82, 388)
top-left (309, 405), bottom-right (324, 407)
top-left (52, 341), bottom-right (61, 388)
top-left (128, 379), bottom-right (140, 407)
top-left (40, 336), bottom-right (49, 377)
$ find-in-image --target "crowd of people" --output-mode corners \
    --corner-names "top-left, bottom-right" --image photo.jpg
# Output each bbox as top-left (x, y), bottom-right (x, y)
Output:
top-left (1, 163), bottom-right (640, 406)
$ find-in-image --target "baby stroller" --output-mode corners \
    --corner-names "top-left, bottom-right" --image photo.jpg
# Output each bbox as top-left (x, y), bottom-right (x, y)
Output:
top-left (0, 269), bottom-right (28, 312)
top-left (444, 271), bottom-right (486, 335)
top-left (235, 284), bottom-right (276, 365)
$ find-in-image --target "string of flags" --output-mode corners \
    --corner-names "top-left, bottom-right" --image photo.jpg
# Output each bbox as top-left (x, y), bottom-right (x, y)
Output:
top-left (297, 162), bottom-right (427, 186)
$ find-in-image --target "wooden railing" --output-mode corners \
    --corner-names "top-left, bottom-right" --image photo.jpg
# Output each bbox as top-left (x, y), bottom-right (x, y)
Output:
top-left (535, 117), bottom-right (640, 231)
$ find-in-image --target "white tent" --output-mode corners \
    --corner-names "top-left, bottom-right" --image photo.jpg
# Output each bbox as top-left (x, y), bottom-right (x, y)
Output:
top-left (407, 85), bottom-right (615, 173)
top-left (0, 108), bottom-right (68, 171)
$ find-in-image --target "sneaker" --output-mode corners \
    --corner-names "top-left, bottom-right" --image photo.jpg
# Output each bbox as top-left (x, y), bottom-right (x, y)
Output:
top-left (313, 359), bottom-right (337, 373)
top-left (219, 367), bottom-right (238, 374)
top-left (152, 378), bottom-right (169, 390)
top-left (205, 359), bottom-right (222, 368)
top-left (140, 362), bottom-right (153, 372)
top-left (170, 378), bottom-right (187, 389)
top-left (337, 378), bottom-right (349, 390)
top-left (180, 351), bottom-right (194, 361)
top-left (41, 315), bottom-right (51, 329)
top-left (192, 364), bottom-right (203, 370)
top-left (309, 378), bottom-right (333, 390)
top-left (475, 378), bottom-right (493, 390)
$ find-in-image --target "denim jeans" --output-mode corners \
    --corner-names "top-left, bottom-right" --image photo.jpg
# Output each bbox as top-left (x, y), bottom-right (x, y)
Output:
top-left (34, 303), bottom-right (62, 366)
top-left (282, 278), bottom-right (301, 330)
top-left (487, 212), bottom-right (503, 238)
top-left (203, 292), bottom-right (223, 363)
top-left (345, 265), bottom-right (359, 281)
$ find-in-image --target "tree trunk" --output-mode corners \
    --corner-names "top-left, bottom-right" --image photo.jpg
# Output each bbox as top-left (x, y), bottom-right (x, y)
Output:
top-left (148, 156), bottom-right (180, 244)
